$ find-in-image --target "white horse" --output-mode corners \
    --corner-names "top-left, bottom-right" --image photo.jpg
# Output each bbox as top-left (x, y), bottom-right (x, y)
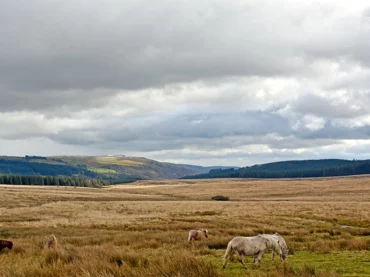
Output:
top-left (222, 234), bottom-right (282, 269)
top-left (188, 229), bottom-right (209, 242)
top-left (260, 233), bottom-right (289, 261)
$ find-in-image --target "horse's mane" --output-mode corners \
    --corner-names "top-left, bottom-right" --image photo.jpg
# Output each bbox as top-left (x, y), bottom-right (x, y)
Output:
top-left (264, 236), bottom-right (281, 254)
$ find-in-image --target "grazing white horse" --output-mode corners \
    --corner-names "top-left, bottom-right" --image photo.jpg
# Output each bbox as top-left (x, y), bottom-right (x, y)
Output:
top-left (222, 234), bottom-right (282, 269)
top-left (188, 229), bottom-right (209, 242)
top-left (260, 233), bottom-right (289, 261)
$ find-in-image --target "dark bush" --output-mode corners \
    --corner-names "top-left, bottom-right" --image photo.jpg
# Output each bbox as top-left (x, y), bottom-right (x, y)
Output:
top-left (211, 195), bottom-right (230, 201)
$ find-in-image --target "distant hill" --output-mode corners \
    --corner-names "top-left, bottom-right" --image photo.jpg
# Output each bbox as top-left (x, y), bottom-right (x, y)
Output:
top-left (178, 164), bottom-right (239, 174)
top-left (182, 159), bottom-right (370, 179)
top-left (4, 156), bottom-right (370, 184)
top-left (0, 155), bottom-right (198, 183)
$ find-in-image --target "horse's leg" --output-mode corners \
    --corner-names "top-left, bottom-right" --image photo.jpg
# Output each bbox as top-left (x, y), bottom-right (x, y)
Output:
top-left (188, 233), bottom-right (193, 243)
top-left (238, 253), bottom-right (248, 269)
top-left (253, 254), bottom-right (258, 264)
top-left (222, 245), bottom-right (233, 269)
top-left (255, 251), bottom-right (264, 267)
top-left (222, 253), bottom-right (230, 269)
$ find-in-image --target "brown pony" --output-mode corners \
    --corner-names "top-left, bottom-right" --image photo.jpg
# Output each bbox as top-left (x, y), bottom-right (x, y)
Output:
top-left (188, 229), bottom-right (209, 242)
top-left (43, 235), bottom-right (58, 249)
top-left (0, 240), bottom-right (13, 251)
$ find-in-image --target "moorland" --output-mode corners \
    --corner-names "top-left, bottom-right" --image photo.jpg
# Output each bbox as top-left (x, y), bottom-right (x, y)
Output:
top-left (1, 176), bottom-right (370, 277)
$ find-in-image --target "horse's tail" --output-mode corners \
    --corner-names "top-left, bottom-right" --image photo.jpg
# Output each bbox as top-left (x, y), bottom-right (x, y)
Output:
top-left (222, 241), bottom-right (233, 268)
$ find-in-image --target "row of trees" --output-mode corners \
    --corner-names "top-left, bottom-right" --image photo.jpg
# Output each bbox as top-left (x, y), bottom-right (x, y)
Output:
top-left (0, 159), bottom-right (99, 178)
top-left (0, 174), bottom-right (109, 188)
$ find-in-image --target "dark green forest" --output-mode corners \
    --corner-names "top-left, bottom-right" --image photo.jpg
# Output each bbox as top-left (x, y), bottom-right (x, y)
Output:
top-left (183, 159), bottom-right (370, 179)
top-left (0, 174), bottom-right (109, 188)
top-left (0, 158), bottom-right (98, 177)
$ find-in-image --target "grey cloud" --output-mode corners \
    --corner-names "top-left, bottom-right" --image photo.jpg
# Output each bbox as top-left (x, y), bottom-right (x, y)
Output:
top-left (99, 111), bottom-right (291, 148)
top-left (34, 109), bottom-right (369, 152)
top-left (296, 121), bottom-right (370, 141)
top-left (1, 0), bottom-right (365, 95)
top-left (49, 130), bottom-right (102, 146)
top-left (352, 6), bottom-right (370, 65)
top-left (0, 89), bottom-right (117, 113)
top-left (291, 93), bottom-right (367, 119)
top-left (140, 141), bottom-right (362, 167)
top-left (1, 1), bottom-right (370, 166)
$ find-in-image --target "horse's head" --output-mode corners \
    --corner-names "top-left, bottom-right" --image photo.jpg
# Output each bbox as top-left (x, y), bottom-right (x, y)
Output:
top-left (280, 248), bottom-right (289, 261)
top-left (202, 229), bottom-right (209, 238)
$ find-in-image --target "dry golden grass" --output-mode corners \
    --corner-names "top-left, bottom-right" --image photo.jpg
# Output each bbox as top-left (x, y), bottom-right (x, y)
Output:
top-left (1, 175), bottom-right (370, 276)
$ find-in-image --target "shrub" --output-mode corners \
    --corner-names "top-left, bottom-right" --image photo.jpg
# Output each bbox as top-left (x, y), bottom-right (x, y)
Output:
top-left (211, 195), bottom-right (230, 201)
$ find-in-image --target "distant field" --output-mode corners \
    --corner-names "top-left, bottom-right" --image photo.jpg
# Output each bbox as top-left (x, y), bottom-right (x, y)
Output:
top-left (1, 176), bottom-right (370, 277)
top-left (88, 166), bottom-right (117, 174)
top-left (95, 156), bottom-right (144, 166)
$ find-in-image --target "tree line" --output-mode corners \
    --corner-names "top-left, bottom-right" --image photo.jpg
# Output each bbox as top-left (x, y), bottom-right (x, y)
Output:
top-left (0, 174), bottom-right (109, 188)
top-left (0, 159), bottom-right (99, 178)
top-left (183, 159), bottom-right (370, 179)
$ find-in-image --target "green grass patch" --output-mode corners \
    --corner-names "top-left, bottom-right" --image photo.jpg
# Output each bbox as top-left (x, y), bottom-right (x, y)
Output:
top-left (88, 167), bottom-right (117, 174)
top-left (205, 250), bottom-right (370, 277)
top-left (96, 157), bottom-right (144, 166)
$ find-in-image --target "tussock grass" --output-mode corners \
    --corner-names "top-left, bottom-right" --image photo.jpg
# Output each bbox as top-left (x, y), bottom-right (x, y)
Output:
top-left (2, 176), bottom-right (370, 276)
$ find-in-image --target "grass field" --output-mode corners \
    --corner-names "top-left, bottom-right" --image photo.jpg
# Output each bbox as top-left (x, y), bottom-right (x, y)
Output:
top-left (88, 167), bottom-right (118, 174)
top-left (1, 176), bottom-right (370, 277)
top-left (95, 156), bottom-right (144, 166)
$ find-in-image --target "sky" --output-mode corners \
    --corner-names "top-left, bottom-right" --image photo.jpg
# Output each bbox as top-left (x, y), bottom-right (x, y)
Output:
top-left (1, 0), bottom-right (370, 167)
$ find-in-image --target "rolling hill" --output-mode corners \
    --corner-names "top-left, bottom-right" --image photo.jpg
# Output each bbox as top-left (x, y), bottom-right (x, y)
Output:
top-left (183, 159), bottom-right (370, 179)
top-left (0, 155), bottom-right (199, 182)
top-left (3, 156), bottom-right (370, 184)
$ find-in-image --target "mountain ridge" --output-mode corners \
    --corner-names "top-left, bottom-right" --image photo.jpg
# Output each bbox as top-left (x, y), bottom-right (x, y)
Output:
top-left (0, 155), bottom-right (221, 182)
top-left (2, 156), bottom-right (370, 183)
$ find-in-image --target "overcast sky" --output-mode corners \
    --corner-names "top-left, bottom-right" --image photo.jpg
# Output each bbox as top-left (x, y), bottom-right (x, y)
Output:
top-left (1, 0), bottom-right (370, 166)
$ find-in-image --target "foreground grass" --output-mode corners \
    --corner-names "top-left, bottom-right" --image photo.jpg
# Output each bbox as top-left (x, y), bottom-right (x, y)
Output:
top-left (1, 176), bottom-right (370, 276)
top-left (2, 237), bottom-right (369, 277)
top-left (215, 250), bottom-right (370, 277)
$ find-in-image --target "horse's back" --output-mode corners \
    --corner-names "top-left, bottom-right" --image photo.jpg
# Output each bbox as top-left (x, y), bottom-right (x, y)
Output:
top-left (230, 235), bottom-right (268, 255)
top-left (188, 229), bottom-right (202, 241)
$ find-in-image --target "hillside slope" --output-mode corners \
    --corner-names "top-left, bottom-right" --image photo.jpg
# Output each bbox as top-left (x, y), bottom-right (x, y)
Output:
top-left (183, 159), bottom-right (370, 179)
top-left (0, 155), bottom-right (198, 181)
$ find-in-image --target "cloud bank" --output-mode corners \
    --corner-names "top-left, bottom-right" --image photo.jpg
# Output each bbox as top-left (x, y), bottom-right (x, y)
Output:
top-left (1, 0), bottom-right (370, 166)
